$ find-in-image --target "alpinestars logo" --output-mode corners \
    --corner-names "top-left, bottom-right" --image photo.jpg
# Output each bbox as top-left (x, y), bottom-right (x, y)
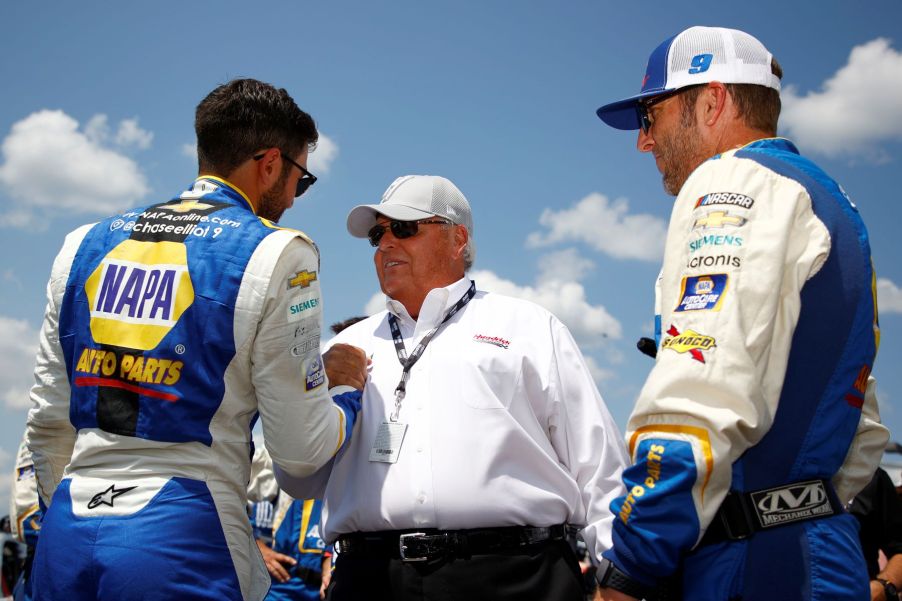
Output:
top-left (750, 480), bottom-right (833, 528)
top-left (473, 334), bottom-right (510, 349)
top-left (88, 484), bottom-right (138, 509)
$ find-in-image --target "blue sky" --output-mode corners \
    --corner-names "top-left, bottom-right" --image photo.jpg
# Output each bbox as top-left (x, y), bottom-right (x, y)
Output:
top-left (1, 1), bottom-right (901, 512)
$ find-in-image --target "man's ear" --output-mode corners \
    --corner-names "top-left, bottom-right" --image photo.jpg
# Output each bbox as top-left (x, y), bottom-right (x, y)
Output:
top-left (700, 81), bottom-right (729, 127)
top-left (256, 148), bottom-right (282, 188)
top-left (453, 224), bottom-right (469, 259)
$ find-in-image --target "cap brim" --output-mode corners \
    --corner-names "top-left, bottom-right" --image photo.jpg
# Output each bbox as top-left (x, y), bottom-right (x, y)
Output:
top-left (596, 88), bottom-right (674, 131)
top-left (346, 203), bottom-right (437, 237)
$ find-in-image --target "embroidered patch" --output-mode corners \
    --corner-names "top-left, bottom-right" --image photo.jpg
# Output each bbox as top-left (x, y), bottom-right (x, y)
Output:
top-left (675, 274), bottom-right (729, 312)
top-left (288, 270), bottom-right (317, 289)
top-left (473, 334), bottom-right (510, 349)
top-left (661, 324), bottom-right (716, 363)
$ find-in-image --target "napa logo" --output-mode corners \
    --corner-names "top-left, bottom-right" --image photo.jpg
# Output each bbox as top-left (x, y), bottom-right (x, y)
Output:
top-left (84, 240), bottom-right (194, 350)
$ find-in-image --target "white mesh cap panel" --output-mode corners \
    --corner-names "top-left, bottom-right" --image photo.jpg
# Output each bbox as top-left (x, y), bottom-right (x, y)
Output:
top-left (666, 26), bottom-right (780, 91)
top-left (429, 177), bottom-right (473, 234)
top-left (670, 28), bottom-right (727, 73)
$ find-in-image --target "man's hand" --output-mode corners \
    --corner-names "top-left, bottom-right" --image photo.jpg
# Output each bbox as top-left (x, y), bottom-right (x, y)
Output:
top-left (256, 539), bottom-right (296, 583)
top-left (323, 344), bottom-right (368, 390)
top-left (320, 553), bottom-right (332, 599)
top-left (595, 589), bottom-right (640, 601)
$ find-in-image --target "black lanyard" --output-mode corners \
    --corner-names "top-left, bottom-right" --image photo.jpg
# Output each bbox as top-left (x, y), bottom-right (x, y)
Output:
top-left (386, 281), bottom-right (476, 421)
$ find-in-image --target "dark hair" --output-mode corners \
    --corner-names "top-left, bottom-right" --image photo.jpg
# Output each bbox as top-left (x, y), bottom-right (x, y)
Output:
top-left (195, 78), bottom-right (318, 176)
top-left (330, 316), bottom-right (368, 335)
top-left (680, 58), bottom-right (783, 135)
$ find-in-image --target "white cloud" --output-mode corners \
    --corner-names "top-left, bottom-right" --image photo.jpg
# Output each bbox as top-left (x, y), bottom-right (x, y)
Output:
top-left (0, 316), bottom-right (40, 411)
top-left (364, 291), bottom-right (385, 316)
top-left (182, 142), bottom-right (197, 160)
top-left (472, 268), bottom-right (621, 345)
top-left (0, 110), bottom-right (150, 225)
top-left (878, 278), bottom-right (902, 314)
top-left (115, 118), bottom-right (154, 149)
top-left (537, 248), bottom-right (594, 283)
top-left (781, 38), bottom-right (902, 159)
top-left (308, 134), bottom-right (338, 175)
top-left (583, 355), bottom-right (616, 383)
top-left (84, 115), bottom-right (153, 150)
top-left (527, 193), bottom-right (666, 261)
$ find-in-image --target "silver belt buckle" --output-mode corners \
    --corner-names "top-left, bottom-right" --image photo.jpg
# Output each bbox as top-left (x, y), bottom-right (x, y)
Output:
top-left (399, 532), bottom-right (428, 562)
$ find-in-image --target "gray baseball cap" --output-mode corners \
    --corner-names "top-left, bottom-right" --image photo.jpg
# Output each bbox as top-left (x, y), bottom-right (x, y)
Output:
top-left (347, 175), bottom-right (474, 238)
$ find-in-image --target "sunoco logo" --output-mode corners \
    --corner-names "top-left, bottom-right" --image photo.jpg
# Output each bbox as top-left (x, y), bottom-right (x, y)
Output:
top-left (661, 324), bottom-right (715, 363)
top-left (84, 240), bottom-right (194, 350)
top-left (750, 480), bottom-right (833, 528)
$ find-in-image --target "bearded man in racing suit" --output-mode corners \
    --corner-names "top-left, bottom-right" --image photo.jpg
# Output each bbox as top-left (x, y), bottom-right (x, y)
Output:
top-left (593, 27), bottom-right (888, 601)
top-left (25, 79), bottom-right (367, 601)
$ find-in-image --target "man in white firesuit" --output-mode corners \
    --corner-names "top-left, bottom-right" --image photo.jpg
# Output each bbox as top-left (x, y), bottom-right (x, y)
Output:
top-left (24, 78), bottom-right (367, 601)
top-left (593, 26), bottom-right (888, 601)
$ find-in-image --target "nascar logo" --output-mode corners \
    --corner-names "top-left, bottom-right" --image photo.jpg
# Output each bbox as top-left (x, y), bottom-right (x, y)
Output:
top-left (84, 240), bottom-right (194, 350)
top-left (695, 192), bottom-right (754, 209)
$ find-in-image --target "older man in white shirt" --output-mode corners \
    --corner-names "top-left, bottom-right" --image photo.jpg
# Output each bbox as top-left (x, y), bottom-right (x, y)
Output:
top-left (281, 175), bottom-right (628, 601)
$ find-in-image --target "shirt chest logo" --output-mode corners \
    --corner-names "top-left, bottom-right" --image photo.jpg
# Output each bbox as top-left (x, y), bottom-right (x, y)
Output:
top-left (473, 333), bottom-right (510, 349)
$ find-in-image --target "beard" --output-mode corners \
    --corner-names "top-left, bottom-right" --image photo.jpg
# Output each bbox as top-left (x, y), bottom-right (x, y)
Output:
top-left (656, 112), bottom-right (710, 196)
top-left (257, 168), bottom-right (291, 222)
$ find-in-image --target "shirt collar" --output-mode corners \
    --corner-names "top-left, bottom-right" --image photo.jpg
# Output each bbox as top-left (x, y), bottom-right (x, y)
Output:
top-left (386, 276), bottom-right (472, 329)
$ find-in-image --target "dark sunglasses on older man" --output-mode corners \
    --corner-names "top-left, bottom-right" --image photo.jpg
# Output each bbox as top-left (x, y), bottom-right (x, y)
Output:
top-left (253, 152), bottom-right (317, 197)
top-left (367, 219), bottom-right (451, 247)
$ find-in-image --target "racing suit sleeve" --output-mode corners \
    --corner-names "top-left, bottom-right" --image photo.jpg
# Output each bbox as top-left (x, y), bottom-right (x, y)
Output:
top-left (252, 235), bottom-right (361, 479)
top-left (25, 224), bottom-right (93, 507)
top-left (603, 153), bottom-right (850, 584)
top-left (272, 331), bottom-right (361, 501)
top-left (834, 375), bottom-right (889, 504)
top-left (10, 434), bottom-right (42, 547)
top-left (545, 319), bottom-right (629, 564)
top-left (247, 445), bottom-right (279, 504)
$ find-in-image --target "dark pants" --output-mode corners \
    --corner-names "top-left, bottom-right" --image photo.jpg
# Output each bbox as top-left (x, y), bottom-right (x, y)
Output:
top-left (329, 540), bottom-right (584, 601)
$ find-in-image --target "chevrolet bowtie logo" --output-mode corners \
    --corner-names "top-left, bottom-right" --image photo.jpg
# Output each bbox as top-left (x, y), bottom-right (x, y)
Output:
top-left (88, 484), bottom-right (137, 509)
top-left (288, 270), bottom-right (318, 289)
top-left (693, 211), bottom-right (747, 229)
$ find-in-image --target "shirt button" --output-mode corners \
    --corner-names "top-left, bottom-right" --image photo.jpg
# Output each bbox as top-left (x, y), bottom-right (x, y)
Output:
top-left (416, 494), bottom-right (426, 504)
top-left (416, 447), bottom-right (423, 453)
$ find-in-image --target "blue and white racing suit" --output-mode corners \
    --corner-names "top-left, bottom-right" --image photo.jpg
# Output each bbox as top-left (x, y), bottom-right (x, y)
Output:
top-left (25, 177), bottom-right (361, 601)
top-left (251, 495), bottom-right (330, 601)
top-left (605, 138), bottom-right (888, 600)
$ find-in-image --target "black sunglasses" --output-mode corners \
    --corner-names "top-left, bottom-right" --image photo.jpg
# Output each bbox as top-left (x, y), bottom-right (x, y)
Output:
top-left (367, 219), bottom-right (452, 247)
top-left (253, 152), bottom-right (317, 197)
top-left (637, 85), bottom-right (703, 133)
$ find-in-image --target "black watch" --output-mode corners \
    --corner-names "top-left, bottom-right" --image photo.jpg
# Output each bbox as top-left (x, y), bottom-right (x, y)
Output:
top-left (877, 578), bottom-right (899, 600)
top-left (597, 558), bottom-right (652, 600)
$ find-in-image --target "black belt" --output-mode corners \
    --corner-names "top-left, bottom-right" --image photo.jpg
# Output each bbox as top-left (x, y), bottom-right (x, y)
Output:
top-left (291, 564), bottom-right (322, 587)
top-left (336, 524), bottom-right (569, 562)
top-left (700, 478), bottom-right (843, 547)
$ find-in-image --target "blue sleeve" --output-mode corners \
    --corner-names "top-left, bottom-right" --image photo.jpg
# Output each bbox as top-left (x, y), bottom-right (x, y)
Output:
top-left (331, 388), bottom-right (362, 446)
top-left (603, 437), bottom-right (701, 585)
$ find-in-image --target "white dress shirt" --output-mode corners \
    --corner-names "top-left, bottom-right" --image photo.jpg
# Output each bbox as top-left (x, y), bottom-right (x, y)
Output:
top-left (279, 277), bottom-right (628, 561)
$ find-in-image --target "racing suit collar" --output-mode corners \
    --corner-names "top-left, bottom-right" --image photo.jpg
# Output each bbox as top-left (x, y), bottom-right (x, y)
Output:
top-left (193, 176), bottom-right (257, 213)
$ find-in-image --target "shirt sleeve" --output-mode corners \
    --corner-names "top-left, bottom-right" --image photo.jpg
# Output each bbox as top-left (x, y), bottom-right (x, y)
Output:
top-left (252, 236), bottom-right (352, 479)
top-left (833, 375), bottom-right (889, 504)
top-left (25, 224), bottom-right (93, 507)
top-left (605, 155), bottom-right (835, 584)
top-left (545, 319), bottom-right (629, 563)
